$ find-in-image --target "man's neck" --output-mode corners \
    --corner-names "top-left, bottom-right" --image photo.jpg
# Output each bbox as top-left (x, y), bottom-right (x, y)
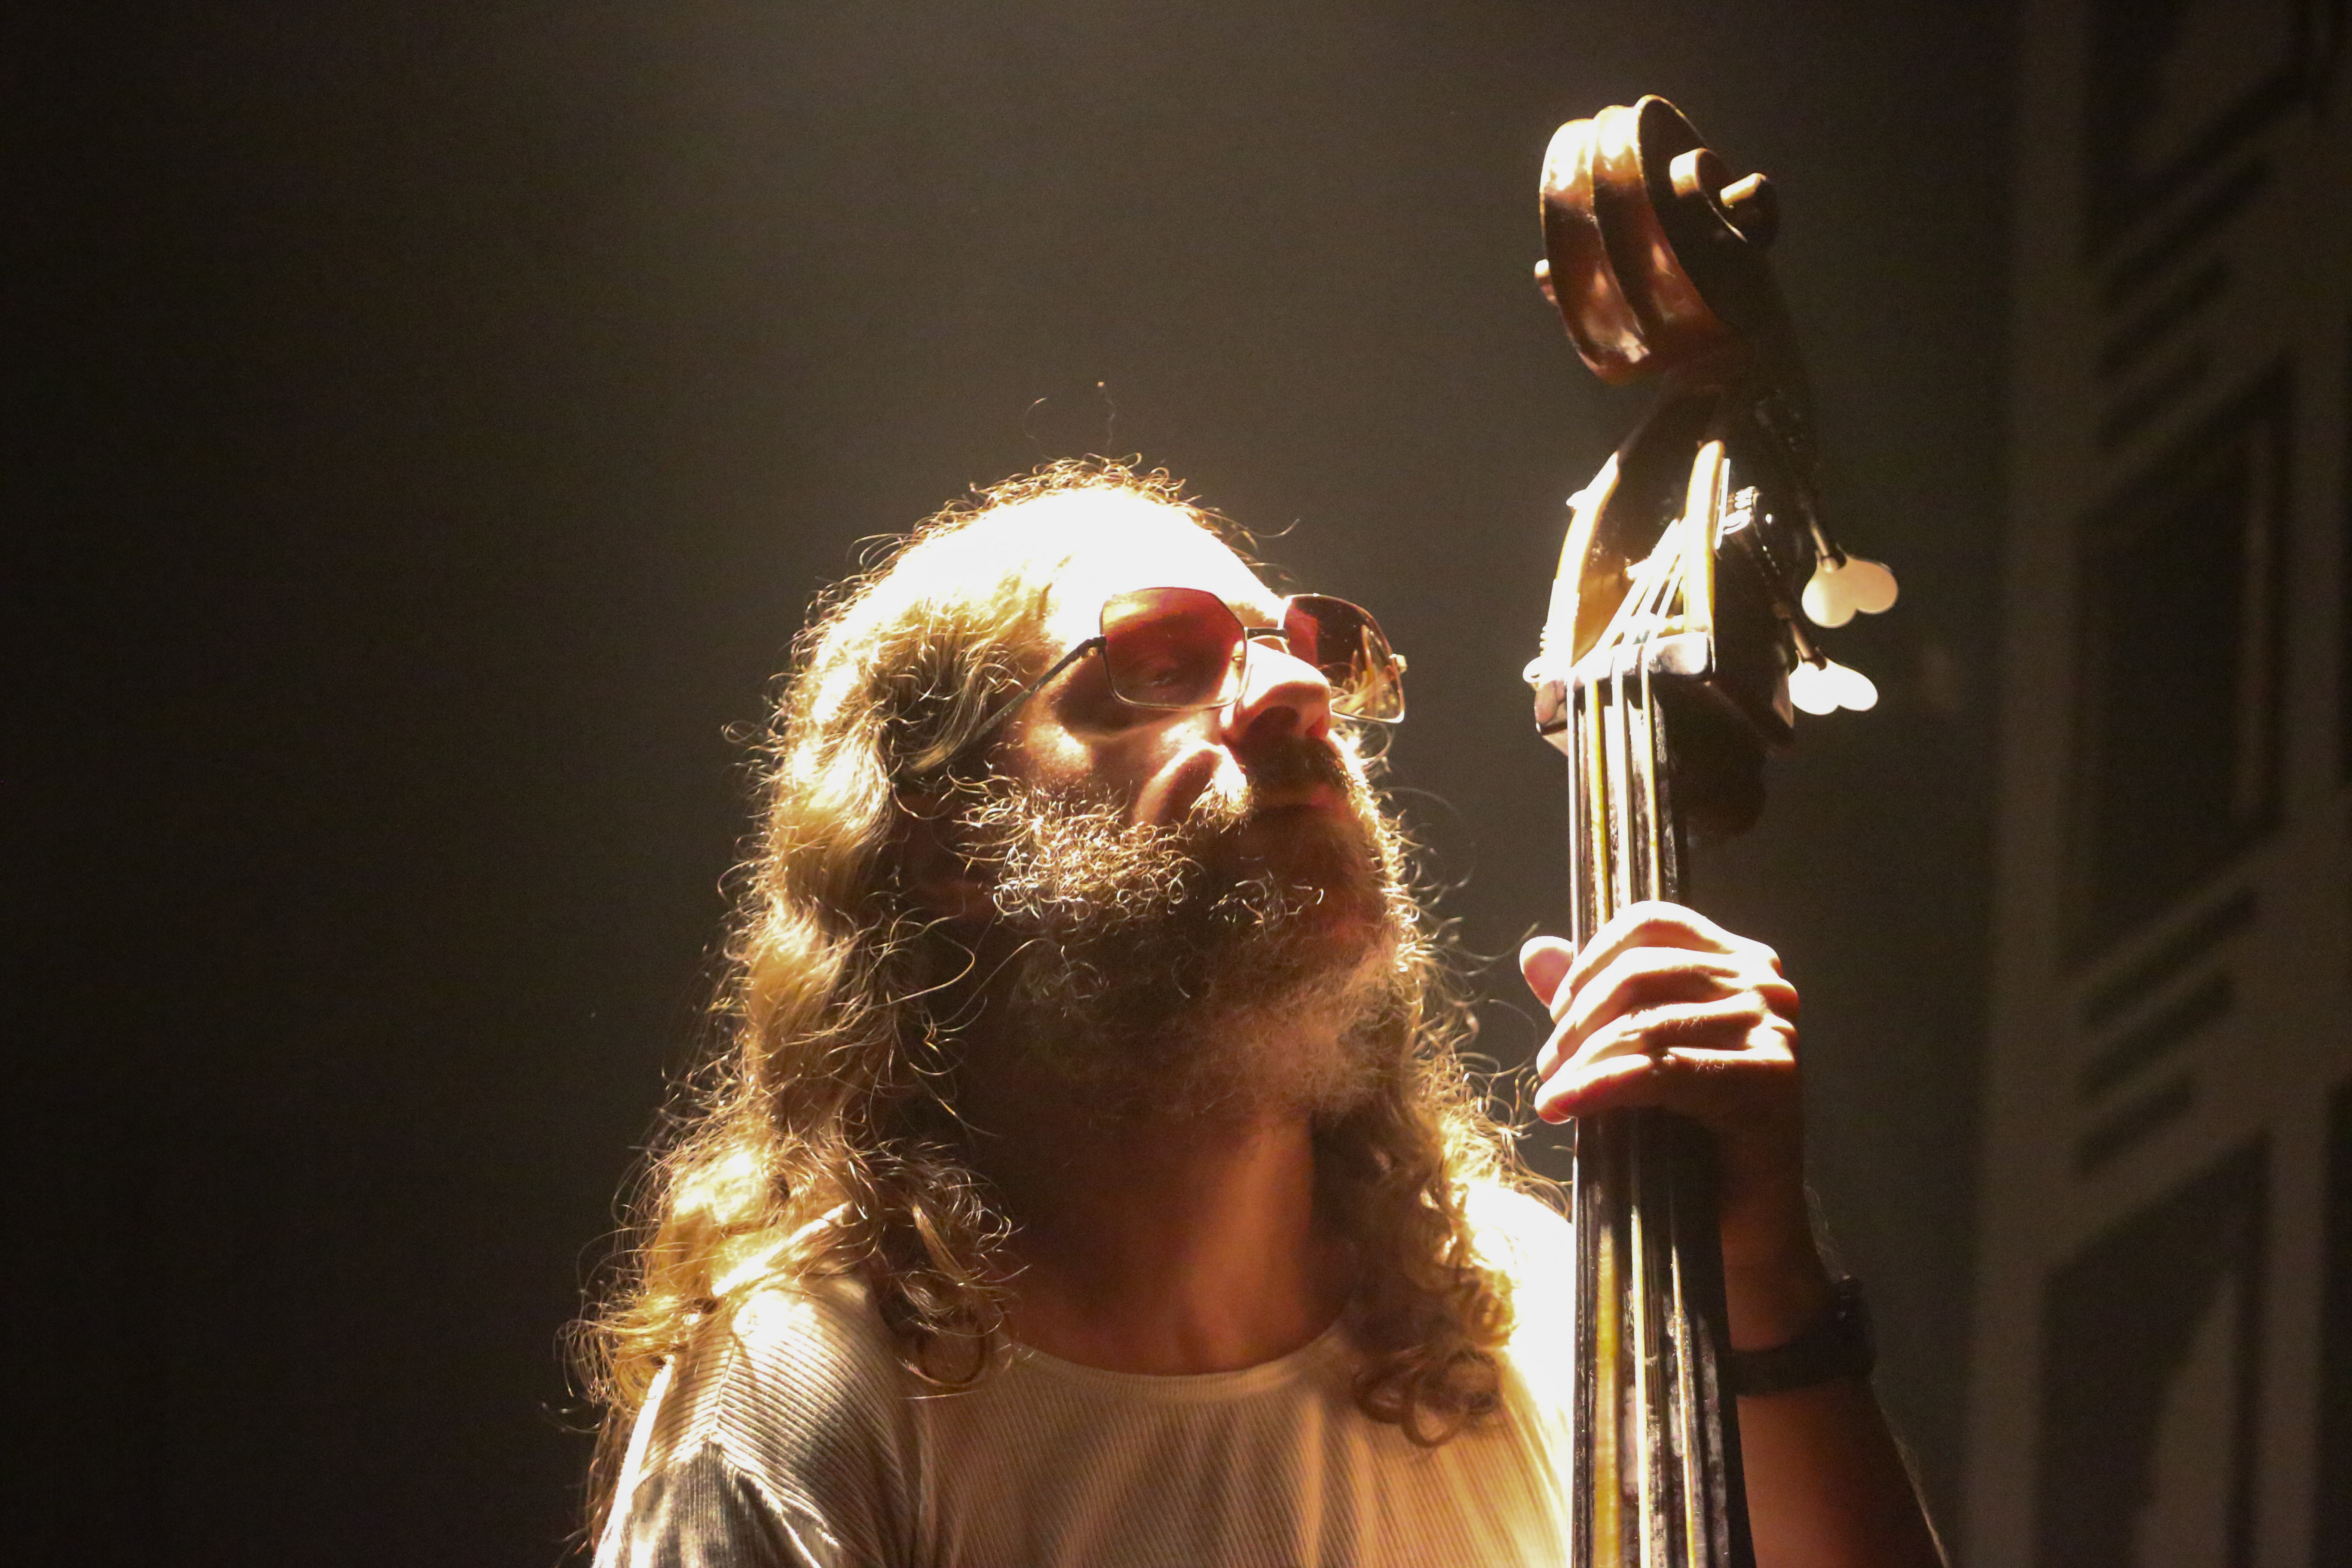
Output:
top-left (955, 1051), bottom-right (1352, 1377)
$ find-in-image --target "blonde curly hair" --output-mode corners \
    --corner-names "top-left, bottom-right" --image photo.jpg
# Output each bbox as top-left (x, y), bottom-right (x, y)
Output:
top-left (574, 459), bottom-right (1523, 1537)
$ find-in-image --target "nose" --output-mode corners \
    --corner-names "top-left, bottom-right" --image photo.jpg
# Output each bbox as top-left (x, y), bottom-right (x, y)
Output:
top-left (1218, 636), bottom-right (1334, 750)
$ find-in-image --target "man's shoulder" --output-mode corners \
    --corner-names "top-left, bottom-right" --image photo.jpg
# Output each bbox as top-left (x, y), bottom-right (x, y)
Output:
top-left (723, 1274), bottom-right (902, 1382)
top-left (606, 1276), bottom-right (925, 1567)
top-left (653, 1275), bottom-right (911, 1466)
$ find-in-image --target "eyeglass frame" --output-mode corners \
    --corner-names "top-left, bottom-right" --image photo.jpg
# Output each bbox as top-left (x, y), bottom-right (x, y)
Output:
top-left (949, 586), bottom-right (1406, 763)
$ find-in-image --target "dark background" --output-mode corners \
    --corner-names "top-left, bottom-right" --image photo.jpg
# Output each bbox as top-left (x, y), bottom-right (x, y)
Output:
top-left (11, 3), bottom-right (2010, 1561)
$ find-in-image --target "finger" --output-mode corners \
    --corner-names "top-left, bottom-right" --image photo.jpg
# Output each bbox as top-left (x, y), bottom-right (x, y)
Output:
top-left (1535, 1044), bottom-right (1752, 1123)
top-left (1541, 992), bottom-right (1790, 1081)
top-left (1535, 1035), bottom-right (1797, 1126)
top-left (1564, 900), bottom-right (1765, 997)
top-left (1556, 942), bottom-right (1756, 1037)
top-left (1534, 1047), bottom-right (1653, 1123)
top-left (1538, 943), bottom-right (1797, 1078)
top-left (1535, 956), bottom-right (1746, 1078)
top-left (1519, 934), bottom-right (1576, 1012)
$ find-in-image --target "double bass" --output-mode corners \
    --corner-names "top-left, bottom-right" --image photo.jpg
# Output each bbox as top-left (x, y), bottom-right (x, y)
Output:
top-left (1520, 98), bottom-right (1897, 1567)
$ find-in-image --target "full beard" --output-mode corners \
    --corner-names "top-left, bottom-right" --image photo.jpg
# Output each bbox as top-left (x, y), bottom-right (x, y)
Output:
top-left (956, 739), bottom-right (1416, 1124)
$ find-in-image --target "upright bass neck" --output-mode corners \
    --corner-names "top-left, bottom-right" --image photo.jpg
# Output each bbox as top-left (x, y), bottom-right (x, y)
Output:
top-left (1522, 96), bottom-right (1898, 1568)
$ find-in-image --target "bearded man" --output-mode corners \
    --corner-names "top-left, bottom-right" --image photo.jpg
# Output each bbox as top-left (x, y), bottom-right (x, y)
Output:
top-left (579, 462), bottom-right (1943, 1566)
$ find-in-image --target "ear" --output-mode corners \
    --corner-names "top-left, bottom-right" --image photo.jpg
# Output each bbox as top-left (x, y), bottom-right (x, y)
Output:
top-left (895, 790), bottom-right (995, 925)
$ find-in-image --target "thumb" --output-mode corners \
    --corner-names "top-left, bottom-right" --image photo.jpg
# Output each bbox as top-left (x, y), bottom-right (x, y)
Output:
top-left (1519, 934), bottom-right (1577, 1013)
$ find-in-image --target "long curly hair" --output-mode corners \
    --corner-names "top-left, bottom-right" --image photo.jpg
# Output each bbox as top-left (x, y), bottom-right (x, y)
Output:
top-left (575, 459), bottom-right (1525, 1537)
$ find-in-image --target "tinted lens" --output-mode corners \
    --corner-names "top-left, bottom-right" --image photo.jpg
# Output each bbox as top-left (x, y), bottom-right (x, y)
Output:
top-left (1284, 594), bottom-right (1404, 722)
top-left (1099, 587), bottom-right (1246, 709)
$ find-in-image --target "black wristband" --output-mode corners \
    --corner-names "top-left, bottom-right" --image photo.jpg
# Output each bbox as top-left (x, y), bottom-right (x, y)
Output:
top-left (1724, 1275), bottom-right (1874, 1397)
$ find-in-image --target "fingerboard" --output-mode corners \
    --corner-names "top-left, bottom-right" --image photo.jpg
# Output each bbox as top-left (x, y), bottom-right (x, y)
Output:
top-left (1564, 646), bottom-right (1755, 1568)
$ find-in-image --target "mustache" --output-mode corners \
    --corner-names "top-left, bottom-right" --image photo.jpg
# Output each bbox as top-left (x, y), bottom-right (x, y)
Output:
top-left (1231, 735), bottom-right (1360, 809)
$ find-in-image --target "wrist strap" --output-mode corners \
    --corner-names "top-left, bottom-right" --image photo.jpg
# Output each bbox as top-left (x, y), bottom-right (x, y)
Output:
top-left (1724, 1275), bottom-right (1874, 1397)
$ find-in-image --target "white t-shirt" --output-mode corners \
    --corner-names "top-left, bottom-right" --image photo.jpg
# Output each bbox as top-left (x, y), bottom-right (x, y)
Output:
top-left (598, 1185), bottom-right (1577, 1568)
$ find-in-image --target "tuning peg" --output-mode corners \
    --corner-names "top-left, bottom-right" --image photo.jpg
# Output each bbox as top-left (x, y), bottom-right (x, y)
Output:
top-left (1801, 554), bottom-right (1899, 629)
top-left (1787, 656), bottom-right (1879, 715)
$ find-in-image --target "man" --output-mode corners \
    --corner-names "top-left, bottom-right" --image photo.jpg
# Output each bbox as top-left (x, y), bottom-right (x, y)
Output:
top-left (580, 461), bottom-right (1942, 1566)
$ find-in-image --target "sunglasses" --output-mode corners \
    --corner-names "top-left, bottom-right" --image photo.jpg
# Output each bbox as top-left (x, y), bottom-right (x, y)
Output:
top-left (957, 585), bottom-right (1407, 756)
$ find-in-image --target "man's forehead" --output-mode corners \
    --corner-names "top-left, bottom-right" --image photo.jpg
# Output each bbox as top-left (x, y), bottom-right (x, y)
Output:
top-left (1023, 494), bottom-right (1280, 630)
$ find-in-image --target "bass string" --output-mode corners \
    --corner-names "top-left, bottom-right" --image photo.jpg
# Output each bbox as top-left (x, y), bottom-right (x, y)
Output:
top-left (1571, 671), bottom-right (1608, 1567)
top-left (1568, 667), bottom-right (1620, 1566)
top-left (1628, 646), bottom-right (1677, 1565)
top-left (1637, 652), bottom-right (1711, 1565)
top-left (1576, 651), bottom-right (1658, 1565)
top-left (1616, 661), bottom-right (1665, 1562)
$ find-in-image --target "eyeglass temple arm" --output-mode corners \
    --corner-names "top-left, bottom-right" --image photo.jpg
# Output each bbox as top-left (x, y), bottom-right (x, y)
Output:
top-left (949, 636), bottom-right (1104, 762)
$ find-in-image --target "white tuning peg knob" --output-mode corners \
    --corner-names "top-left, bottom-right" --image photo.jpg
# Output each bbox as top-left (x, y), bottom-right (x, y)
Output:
top-left (1787, 656), bottom-right (1880, 716)
top-left (1801, 554), bottom-right (1900, 629)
